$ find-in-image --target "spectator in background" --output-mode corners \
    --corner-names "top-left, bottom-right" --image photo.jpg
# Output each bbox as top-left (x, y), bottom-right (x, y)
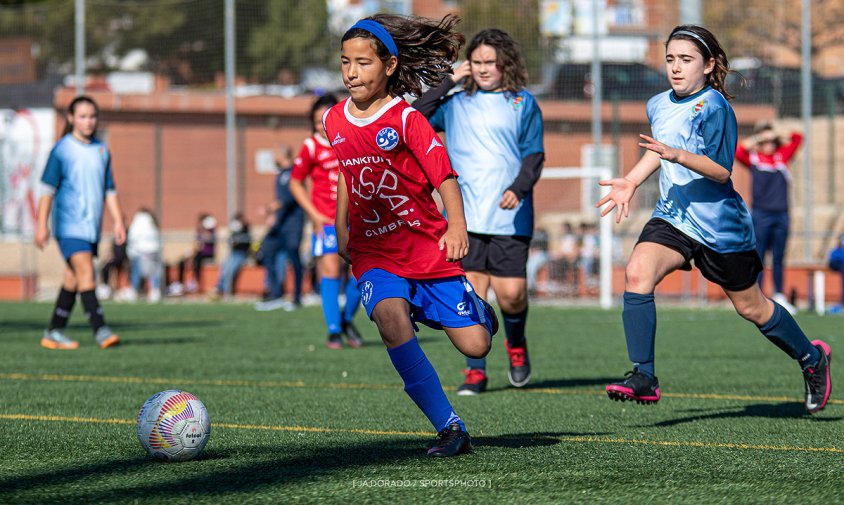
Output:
top-left (168, 213), bottom-right (216, 296)
top-left (551, 221), bottom-right (581, 295)
top-left (735, 121), bottom-right (803, 315)
top-left (255, 144), bottom-right (305, 311)
top-left (126, 207), bottom-right (162, 302)
top-left (526, 227), bottom-right (549, 296)
top-left (580, 222), bottom-right (599, 290)
top-left (828, 233), bottom-right (844, 313)
top-left (96, 236), bottom-right (129, 300)
top-left (209, 212), bottom-right (252, 299)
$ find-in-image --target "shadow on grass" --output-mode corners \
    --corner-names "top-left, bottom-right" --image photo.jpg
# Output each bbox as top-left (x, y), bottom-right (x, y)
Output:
top-left (648, 402), bottom-right (843, 427)
top-left (486, 377), bottom-right (617, 393)
top-left (0, 430), bottom-right (601, 501)
top-left (0, 320), bottom-right (220, 332)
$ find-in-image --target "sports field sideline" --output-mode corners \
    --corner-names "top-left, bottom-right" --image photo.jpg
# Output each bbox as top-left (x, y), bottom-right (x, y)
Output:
top-left (1, 300), bottom-right (842, 503)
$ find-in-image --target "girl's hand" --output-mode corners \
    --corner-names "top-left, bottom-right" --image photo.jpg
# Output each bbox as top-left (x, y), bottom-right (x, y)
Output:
top-left (35, 226), bottom-right (50, 250)
top-left (452, 60), bottom-right (471, 81)
top-left (639, 134), bottom-right (683, 163)
top-left (114, 221), bottom-right (127, 246)
top-left (499, 189), bottom-right (520, 210)
top-left (596, 177), bottom-right (637, 224)
top-left (312, 213), bottom-right (332, 235)
top-left (438, 225), bottom-right (469, 262)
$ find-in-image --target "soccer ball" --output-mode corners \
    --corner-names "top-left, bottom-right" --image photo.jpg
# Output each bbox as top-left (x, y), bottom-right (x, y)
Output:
top-left (136, 390), bottom-right (210, 462)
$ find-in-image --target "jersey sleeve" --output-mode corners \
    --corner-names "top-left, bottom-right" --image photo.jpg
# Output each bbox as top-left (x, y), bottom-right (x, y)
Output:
top-left (734, 141), bottom-right (752, 168)
top-left (700, 105), bottom-right (737, 172)
top-left (518, 93), bottom-right (544, 158)
top-left (403, 108), bottom-right (455, 189)
top-left (105, 152), bottom-right (116, 192)
top-left (778, 132), bottom-right (803, 162)
top-left (41, 147), bottom-right (62, 190)
top-left (291, 141), bottom-right (313, 181)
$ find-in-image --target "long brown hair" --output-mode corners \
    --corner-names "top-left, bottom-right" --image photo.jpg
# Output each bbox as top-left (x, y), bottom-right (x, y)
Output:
top-left (342, 14), bottom-right (465, 98)
top-left (61, 95), bottom-right (100, 136)
top-left (666, 25), bottom-right (735, 101)
top-left (463, 28), bottom-right (527, 95)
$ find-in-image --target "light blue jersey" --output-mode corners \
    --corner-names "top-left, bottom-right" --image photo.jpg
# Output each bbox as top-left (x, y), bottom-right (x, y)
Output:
top-left (428, 89), bottom-right (543, 237)
top-left (647, 86), bottom-right (754, 253)
top-left (40, 134), bottom-right (115, 243)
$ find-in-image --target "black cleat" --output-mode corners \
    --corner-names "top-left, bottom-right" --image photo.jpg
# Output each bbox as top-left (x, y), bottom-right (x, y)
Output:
top-left (506, 340), bottom-right (531, 387)
top-left (457, 368), bottom-right (488, 396)
top-left (342, 321), bottom-right (363, 348)
top-left (427, 423), bottom-right (472, 457)
top-left (478, 298), bottom-right (499, 337)
top-left (606, 370), bottom-right (661, 404)
top-left (804, 340), bottom-right (832, 414)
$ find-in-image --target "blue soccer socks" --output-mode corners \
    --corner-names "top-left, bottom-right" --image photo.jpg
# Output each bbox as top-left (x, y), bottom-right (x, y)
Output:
top-left (320, 277), bottom-right (342, 335)
top-left (343, 276), bottom-right (361, 325)
top-left (758, 301), bottom-right (821, 370)
top-left (622, 291), bottom-right (657, 379)
top-left (388, 337), bottom-right (464, 432)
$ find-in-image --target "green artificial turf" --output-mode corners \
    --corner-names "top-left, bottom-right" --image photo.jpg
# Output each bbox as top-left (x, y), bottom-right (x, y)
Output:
top-left (1, 300), bottom-right (842, 504)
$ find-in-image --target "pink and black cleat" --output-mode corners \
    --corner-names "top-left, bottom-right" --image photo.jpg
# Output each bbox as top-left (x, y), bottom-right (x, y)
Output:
top-left (606, 370), bottom-right (661, 405)
top-left (804, 340), bottom-right (832, 414)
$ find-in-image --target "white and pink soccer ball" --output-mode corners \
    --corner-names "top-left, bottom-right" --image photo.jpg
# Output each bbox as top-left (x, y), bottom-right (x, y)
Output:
top-left (136, 390), bottom-right (210, 462)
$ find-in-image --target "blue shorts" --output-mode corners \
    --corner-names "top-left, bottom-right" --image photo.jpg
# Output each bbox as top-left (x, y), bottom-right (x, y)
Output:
top-left (358, 268), bottom-right (493, 334)
top-left (311, 224), bottom-right (338, 257)
top-left (58, 238), bottom-right (98, 262)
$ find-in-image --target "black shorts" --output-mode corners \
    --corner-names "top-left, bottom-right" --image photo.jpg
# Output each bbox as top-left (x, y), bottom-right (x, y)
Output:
top-left (462, 233), bottom-right (530, 278)
top-left (637, 218), bottom-right (762, 291)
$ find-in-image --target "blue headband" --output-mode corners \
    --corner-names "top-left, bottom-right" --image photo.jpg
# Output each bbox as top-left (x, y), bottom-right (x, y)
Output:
top-left (347, 19), bottom-right (399, 58)
top-left (671, 30), bottom-right (712, 57)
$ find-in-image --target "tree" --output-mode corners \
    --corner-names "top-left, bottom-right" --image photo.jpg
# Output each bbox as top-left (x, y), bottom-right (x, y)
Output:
top-left (457, 0), bottom-right (544, 83)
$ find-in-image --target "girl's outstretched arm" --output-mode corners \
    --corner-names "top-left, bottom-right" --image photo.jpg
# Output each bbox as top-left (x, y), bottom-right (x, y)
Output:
top-left (436, 177), bottom-right (468, 262)
top-left (638, 134), bottom-right (730, 183)
top-left (596, 150), bottom-right (661, 224)
top-left (335, 175), bottom-right (351, 264)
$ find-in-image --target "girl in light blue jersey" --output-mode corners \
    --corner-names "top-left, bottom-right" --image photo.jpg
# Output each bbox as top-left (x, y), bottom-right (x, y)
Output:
top-left (596, 25), bottom-right (831, 414)
top-left (415, 28), bottom-right (544, 395)
top-left (35, 96), bottom-right (126, 350)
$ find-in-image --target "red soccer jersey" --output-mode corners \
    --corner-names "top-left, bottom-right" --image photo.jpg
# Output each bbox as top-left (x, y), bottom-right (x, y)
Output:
top-left (291, 134), bottom-right (340, 219)
top-left (323, 97), bottom-right (464, 280)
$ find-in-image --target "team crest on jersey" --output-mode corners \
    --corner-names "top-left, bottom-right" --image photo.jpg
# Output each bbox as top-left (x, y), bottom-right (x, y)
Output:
top-left (361, 281), bottom-right (374, 305)
top-left (376, 127), bottom-right (399, 151)
top-left (691, 99), bottom-right (705, 118)
top-left (510, 95), bottom-right (524, 110)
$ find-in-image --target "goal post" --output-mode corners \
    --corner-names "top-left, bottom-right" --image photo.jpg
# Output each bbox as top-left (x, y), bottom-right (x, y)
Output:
top-left (541, 167), bottom-right (614, 308)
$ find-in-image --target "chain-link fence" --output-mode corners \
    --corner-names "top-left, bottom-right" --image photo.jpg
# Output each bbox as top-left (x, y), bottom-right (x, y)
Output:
top-left (1, 0), bottom-right (843, 301)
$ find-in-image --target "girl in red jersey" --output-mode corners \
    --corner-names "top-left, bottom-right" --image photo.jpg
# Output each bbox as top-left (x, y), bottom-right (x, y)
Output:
top-left (325, 14), bottom-right (498, 457)
top-left (290, 94), bottom-right (363, 349)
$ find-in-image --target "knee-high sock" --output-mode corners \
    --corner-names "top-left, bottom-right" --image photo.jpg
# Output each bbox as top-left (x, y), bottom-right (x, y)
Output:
top-left (502, 306), bottom-right (528, 347)
top-left (758, 302), bottom-right (820, 370)
top-left (342, 276), bottom-right (361, 324)
top-left (320, 277), bottom-right (341, 334)
top-left (48, 288), bottom-right (76, 330)
top-left (623, 291), bottom-right (657, 379)
top-left (79, 289), bottom-right (106, 332)
top-left (388, 337), bottom-right (464, 432)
